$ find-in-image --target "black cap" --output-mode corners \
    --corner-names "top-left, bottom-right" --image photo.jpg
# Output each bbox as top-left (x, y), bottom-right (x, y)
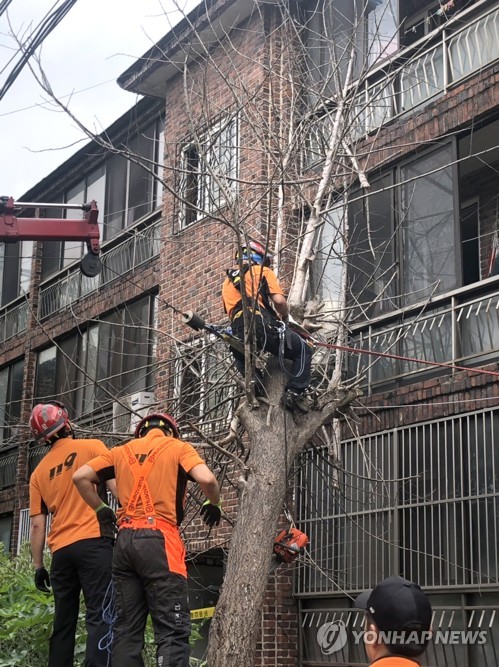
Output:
top-left (354, 576), bottom-right (432, 633)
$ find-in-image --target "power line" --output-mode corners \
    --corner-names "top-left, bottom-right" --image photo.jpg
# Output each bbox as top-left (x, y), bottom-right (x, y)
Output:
top-left (0, 0), bottom-right (79, 102)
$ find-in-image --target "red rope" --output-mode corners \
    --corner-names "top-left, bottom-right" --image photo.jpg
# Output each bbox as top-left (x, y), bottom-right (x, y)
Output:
top-left (312, 339), bottom-right (499, 379)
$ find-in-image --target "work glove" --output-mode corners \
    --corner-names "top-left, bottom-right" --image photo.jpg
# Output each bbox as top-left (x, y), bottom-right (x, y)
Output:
top-left (34, 566), bottom-right (51, 593)
top-left (200, 499), bottom-right (222, 527)
top-left (95, 502), bottom-right (117, 540)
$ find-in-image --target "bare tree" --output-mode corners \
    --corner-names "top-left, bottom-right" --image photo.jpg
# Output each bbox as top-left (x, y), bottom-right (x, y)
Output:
top-left (6, 0), bottom-right (467, 665)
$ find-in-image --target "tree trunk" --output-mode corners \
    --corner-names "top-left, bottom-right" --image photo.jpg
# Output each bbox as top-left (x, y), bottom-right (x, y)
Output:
top-left (207, 363), bottom-right (359, 667)
top-left (207, 373), bottom-right (292, 666)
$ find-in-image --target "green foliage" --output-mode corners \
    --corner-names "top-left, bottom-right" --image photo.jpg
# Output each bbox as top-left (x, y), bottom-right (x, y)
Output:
top-left (0, 544), bottom-right (86, 667)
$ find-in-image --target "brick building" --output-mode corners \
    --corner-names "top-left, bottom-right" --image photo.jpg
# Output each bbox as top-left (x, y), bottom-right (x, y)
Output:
top-left (1, 0), bottom-right (499, 665)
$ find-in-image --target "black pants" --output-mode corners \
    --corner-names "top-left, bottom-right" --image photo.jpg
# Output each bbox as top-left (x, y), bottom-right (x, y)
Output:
top-left (112, 528), bottom-right (191, 667)
top-left (49, 537), bottom-right (113, 667)
top-left (231, 314), bottom-right (312, 391)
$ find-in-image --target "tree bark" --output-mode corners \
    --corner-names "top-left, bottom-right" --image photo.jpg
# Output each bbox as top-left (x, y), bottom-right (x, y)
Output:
top-left (207, 363), bottom-right (359, 667)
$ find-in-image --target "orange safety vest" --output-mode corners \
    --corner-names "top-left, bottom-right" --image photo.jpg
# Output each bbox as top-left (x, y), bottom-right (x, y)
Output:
top-left (118, 440), bottom-right (187, 578)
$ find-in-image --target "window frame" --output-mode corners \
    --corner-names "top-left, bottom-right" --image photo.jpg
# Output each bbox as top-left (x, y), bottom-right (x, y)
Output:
top-left (179, 115), bottom-right (239, 229)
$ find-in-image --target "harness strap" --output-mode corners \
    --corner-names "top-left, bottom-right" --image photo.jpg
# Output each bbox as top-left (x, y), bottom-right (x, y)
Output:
top-left (122, 440), bottom-right (170, 517)
top-left (226, 264), bottom-right (275, 319)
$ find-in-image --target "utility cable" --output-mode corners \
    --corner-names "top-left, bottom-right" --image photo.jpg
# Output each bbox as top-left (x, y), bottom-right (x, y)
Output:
top-left (307, 337), bottom-right (499, 379)
top-left (0, 0), bottom-right (79, 102)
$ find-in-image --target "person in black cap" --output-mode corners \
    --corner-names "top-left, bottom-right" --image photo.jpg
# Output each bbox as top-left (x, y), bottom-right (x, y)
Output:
top-left (354, 575), bottom-right (432, 666)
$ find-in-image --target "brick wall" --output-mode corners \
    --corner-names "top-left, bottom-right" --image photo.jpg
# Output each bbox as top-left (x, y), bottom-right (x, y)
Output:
top-left (353, 364), bottom-right (499, 438)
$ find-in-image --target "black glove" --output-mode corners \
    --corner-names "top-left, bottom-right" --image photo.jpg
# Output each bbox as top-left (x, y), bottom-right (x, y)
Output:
top-left (34, 566), bottom-right (51, 593)
top-left (200, 500), bottom-right (222, 527)
top-left (95, 502), bottom-right (117, 540)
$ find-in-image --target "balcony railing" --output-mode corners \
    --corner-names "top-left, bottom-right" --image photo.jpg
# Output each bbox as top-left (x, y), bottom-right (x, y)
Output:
top-left (0, 298), bottom-right (29, 345)
top-left (306, 4), bottom-right (499, 163)
top-left (39, 221), bottom-right (161, 319)
top-left (348, 279), bottom-right (499, 392)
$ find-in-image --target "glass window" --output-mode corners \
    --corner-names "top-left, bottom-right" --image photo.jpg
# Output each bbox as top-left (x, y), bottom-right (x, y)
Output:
top-left (1, 243), bottom-right (20, 306)
top-left (180, 116), bottom-right (239, 227)
top-left (34, 347), bottom-right (56, 401)
top-left (310, 204), bottom-right (345, 305)
top-left (86, 165), bottom-right (106, 243)
top-left (0, 359), bottom-right (24, 445)
top-left (82, 325), bottom-right (99, 418)
top-left (56, 335), bottom-right (79, 414)
top-left (19, 241), bottom-right (33, 294)
top-left (155, 119), bottom-right (165, 208)
top-left (0, 515), bottom-right (11, 553)
top-left (34, 297), bottom-right (157, 418)
top-left (348, 174), bottom-right (396, 317)
top-left (127, 128), bottom-right (155, 226)
top-left (104, 154), bottom-right (127, 240)
top-left (40, 204), bottom-right (64, 281)
top-left (367, 0), bottom-right (399, 66)
top-left (64, 180), bottom-right (85, 267)
top-left (96, 311), bottom-right (123, 399)
top-left (400, 144), bottom-right (456, 304)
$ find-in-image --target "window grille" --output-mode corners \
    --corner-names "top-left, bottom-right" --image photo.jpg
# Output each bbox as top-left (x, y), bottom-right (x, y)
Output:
top-left (296, 406), bottom-right (499, 596)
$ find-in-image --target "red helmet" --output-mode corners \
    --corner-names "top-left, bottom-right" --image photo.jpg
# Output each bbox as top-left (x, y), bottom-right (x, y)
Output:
top-left (134, 412), bottom-right (179, 438)
top-left (235, 240), bottom-right (267, 265)
top-left (30, 402), bottom-right (70, 443)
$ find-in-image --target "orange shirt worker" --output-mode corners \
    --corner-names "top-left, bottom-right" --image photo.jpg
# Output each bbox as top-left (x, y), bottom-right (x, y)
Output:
top-left (29, 401), bottom-right (115, 667)
top-left (73, 412), bottom-right (221, 667)
top-left (222, 239), bottom-right (313, 411)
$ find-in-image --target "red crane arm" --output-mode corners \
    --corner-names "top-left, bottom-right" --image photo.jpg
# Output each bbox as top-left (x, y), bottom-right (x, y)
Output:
top-left (0, 197), bottom-right (101, 276)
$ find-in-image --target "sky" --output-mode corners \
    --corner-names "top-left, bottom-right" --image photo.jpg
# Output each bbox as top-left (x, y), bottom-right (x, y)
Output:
top-left (0, 0), bottom-right (198, 198)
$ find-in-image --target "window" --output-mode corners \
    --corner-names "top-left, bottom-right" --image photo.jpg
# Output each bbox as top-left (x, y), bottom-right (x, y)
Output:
top-left (40, 117), bottom-right (164, 277)
top-left (296, 408), bottom-right (499, 597)
top-left (174, 337), bottom-right (236, 435)
top-left (0, 515), bottom-right (11, 552)
top-left (367, 0), bottom-right (399, 66)
top-left (0, 359), bottom-right (24, 446)
top-left (0, 240), bottom-right (33, 306)
top-left (347, 143), bottom-right (457, 318)
top-left (40, 166), bottom-right (106, 280)
top-left (302, 0), bottom-right (399, 101)
top-left (309, 204), bottom-right (346, 306)
top-left (180, 116), bottom-right (239, 227)
top-left (34, 296), bottom-right (157, 419)
top-left (400, 144), bottom-right (456, 304)
top-left (104, 118), bottom-right (164, 241)
top-left (0, 360), bottom-right (23, 492)
top-left (348, 173), bottom-right (396, 317)
top-left (61, 168), bottom-right (106, 268)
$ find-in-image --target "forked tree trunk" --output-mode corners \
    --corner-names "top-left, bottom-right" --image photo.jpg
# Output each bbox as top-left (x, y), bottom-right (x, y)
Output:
top-left (207, 364), bottom-right (357, 667)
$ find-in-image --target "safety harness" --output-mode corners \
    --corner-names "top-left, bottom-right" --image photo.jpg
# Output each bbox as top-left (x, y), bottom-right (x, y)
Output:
top-left (225, 264), bottom-right (275, 320)
top-left (119, 439), bottom-right (187, 577)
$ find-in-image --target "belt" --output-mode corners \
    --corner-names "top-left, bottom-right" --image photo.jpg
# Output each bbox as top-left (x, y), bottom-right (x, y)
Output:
top-left (119, 516), bottom-right (175, 530)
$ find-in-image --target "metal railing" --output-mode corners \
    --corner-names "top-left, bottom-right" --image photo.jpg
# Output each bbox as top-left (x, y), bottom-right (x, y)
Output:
top-left (306, 4), bottom-right (499, 162)
top-left (0, 298), bottom-right (29, 344)
top-left (347, 281), bottom-right (499, 392)
top-left (39, 222), bottom-right (161, 319)
top-left (296, 406), bottom-right (499, 596)
top-left (299, 597), bottom-right (498, 666)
